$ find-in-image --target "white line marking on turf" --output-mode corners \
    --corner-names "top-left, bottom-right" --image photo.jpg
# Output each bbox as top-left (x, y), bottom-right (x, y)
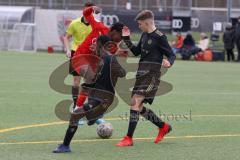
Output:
top-left (0, 115), bottom-right (240, 134)
top-left (0, 122), bottom-right (67, 133)
top-left (0, 134), bottom-right (240, 145)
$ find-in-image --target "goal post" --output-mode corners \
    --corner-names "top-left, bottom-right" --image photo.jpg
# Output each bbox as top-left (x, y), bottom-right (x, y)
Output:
top-left (7, 23), bottom-right (37, 52)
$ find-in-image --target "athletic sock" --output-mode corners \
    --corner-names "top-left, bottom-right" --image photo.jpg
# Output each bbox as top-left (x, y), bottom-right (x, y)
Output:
top-left (127, 110), bottom-right (140, 138)
top-left (76, 91), bottom-right (87, 107)
top-left (140, 106), bottom-right (165, 128)
top-left (72, 86), bottom-right (79, 108)
top-left (63, 125), bottom-right (78, 146)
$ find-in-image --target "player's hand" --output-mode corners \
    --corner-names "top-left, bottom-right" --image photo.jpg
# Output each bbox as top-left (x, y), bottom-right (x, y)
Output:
top-left (162, 59), bottom-right (171, 68)
top-left (66, 50), bottom-right (72, 58)
top-left (122, 26), bottom-right (130, 37)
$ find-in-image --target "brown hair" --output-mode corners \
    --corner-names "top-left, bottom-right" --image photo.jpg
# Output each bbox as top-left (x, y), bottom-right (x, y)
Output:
top-left (135, 10), bottom-right (154, 21)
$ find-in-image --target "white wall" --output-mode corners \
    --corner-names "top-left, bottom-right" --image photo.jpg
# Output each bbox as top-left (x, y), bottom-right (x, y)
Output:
top-left (35, 9), bottom-right (82, 50)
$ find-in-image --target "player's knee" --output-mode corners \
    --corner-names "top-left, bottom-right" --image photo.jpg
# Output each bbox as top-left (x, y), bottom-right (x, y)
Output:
top-left (138, 105), bottom-right (143, 112)
top-left (130, 100), bottom-right (141, 111)
top-left (73, 76), bottom-right (81, 86)
top-left (130, 94), bottom-right (144, 108)
top-left (130, 97), bottom-right (136, 106)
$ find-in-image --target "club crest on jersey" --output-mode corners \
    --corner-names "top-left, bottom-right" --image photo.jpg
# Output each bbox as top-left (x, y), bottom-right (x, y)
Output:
top-left (148, 39), bottom-right (152, 45)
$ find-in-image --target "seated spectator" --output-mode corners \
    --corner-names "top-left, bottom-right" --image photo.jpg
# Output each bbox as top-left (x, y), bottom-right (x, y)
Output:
top-left (195, 33), bottom-right (212, 61)
top-left (180, 32), bottom-right (201, 60)
top-left (197, 33), bottom-right (210, 51)
top-left (223, 24), bottom-right (235, 61)
top-left (183, 32), bottom-right (195, 47)
top-left (171, 32), bottom-right (184, 54)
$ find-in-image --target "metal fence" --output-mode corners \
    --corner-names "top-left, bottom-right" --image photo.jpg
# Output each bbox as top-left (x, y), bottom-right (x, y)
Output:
top-left (0, 0), bottom-right (240, 11)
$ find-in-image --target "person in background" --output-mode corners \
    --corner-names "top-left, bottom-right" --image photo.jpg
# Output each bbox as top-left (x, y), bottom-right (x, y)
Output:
top-left (171, 32), bottom-right (184, 54)
top-left (183, 32), bottom-right (195, 48)
top-left (223, 24), bottom-right (235, 62)
top-left (234, 16), bottom-right (240, 62)
top-left (180, 32), bottom-right (199, 60)
top-left (197, 32), bottom-right (210, 51)
top-left (194, 33), bottom-right (211, 61)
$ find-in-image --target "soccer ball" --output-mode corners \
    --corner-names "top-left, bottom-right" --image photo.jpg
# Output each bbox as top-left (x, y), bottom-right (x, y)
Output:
top-left (97, 123), bottom-right (113, 139)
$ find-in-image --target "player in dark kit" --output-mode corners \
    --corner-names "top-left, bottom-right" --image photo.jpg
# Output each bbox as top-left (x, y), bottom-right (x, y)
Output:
top-left (53, 35), bottom-right (126, 153)
top-left (116, 10), bottom-right (176, 147)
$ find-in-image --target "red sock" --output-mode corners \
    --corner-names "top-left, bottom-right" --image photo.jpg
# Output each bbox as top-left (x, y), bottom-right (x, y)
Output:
top-left (76, 92), bottom-right (87, 107)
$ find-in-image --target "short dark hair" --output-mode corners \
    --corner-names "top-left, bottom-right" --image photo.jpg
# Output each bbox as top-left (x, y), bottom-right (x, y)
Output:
top-left (84, 2), bottom-right (95, 8)
top-left (135, 10), bottom-right (154, 21)
top-left (110, 22), bottom-right (124, 33)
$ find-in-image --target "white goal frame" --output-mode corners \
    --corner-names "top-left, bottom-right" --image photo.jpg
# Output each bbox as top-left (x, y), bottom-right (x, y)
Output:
top-left (7, 23), bottom-right (37, 52)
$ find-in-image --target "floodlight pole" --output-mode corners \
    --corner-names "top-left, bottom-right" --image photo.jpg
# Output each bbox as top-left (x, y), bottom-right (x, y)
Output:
top-left (113, 0), bottom-right (117, 11)
top-left (227, 0), bottom-right (232, 22)
top-left (139, 0), bottom-right (143, 10)
top-left (48, 0), bottom-right (53, 9)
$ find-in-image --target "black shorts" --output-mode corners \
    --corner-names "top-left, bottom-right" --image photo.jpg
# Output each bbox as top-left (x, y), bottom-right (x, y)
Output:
top-left (132, 71), bottom-right (161, 105)
top-left (69, 50), bottom-right (80, 76)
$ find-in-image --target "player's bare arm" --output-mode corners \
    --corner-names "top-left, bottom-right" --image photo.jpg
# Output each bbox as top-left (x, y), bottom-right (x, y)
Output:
top-left (63, 33), bottom-right (72, 58)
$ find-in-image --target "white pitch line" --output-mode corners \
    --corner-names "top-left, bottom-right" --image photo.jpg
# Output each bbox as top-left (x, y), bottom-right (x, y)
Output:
top-left (0, 115), bottom-right (240, 134)
top-left (1, 133), bottom-right (240, 145)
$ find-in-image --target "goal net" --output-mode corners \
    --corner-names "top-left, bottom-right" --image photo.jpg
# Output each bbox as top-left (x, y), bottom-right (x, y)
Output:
top-left (7, 23), bottom-right (37, 52)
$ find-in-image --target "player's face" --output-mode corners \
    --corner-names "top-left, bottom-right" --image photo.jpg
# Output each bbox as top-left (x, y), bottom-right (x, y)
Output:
top-left (109, 30), bottom-right (122, 43)
top-left (137, 20), bottom-right (148, 32)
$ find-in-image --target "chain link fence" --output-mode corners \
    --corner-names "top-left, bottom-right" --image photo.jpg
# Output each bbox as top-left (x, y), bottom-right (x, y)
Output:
top-left (0, 0), bottom-right (240, 11)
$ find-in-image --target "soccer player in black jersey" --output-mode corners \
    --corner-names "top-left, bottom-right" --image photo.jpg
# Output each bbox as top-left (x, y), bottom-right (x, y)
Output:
top-left (53, 35), bottom-right (126, 153)
top-left (116, 10), bottom-right (176, 147)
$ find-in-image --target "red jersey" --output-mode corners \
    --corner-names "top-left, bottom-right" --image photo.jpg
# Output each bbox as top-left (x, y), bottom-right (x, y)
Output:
top-left (72, 7), bottom-right (109, 75)
top-left (75, 7), bottom-right (109, 55)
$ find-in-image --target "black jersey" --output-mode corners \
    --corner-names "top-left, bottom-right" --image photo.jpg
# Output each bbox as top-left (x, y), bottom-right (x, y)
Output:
top-left (123, 29), bottom-right (175, 72)
top-left (82, 54), bottom-right (126, 94)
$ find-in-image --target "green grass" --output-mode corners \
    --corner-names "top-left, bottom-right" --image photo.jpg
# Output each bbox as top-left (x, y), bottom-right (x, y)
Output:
top-left (0, 51), bottom-right (240, 160)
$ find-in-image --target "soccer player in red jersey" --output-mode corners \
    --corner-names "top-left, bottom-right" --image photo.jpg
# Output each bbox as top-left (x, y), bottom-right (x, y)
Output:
top-left (71, 6), bottom-right (125, 123)
top-left (75, 6), bottom-right (109, 56)
top-left (71, 6), bottom-right (109, 113)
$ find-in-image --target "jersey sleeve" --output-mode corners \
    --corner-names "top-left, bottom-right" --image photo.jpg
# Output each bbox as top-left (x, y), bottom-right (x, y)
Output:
top-left (123, 34), bottom-right (142, 56)
top-left (83, 7), bottom-right (99, 29)
top-left (157, 35), bottom-right (176, 65)
top-left (66, 21), bottom-right (74, 35)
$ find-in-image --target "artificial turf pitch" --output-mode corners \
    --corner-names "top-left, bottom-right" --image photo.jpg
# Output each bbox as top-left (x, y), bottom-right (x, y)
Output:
top-left (0, 51), bottom-right (240, 160)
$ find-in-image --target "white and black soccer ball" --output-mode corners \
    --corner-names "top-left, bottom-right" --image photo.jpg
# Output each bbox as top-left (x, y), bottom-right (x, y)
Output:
top-left (97, 123), bottom-right (113, 139)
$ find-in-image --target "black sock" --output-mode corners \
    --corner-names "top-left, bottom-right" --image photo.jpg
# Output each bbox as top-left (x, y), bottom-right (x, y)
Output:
top-left (127, 110), bottom-right (140, 138)
top-left (72, 86), bottom-right (79, 108)
top-left (63, 125), bottom-right (78, 146)
top-left (140, 106), bottom-right (165, 128)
